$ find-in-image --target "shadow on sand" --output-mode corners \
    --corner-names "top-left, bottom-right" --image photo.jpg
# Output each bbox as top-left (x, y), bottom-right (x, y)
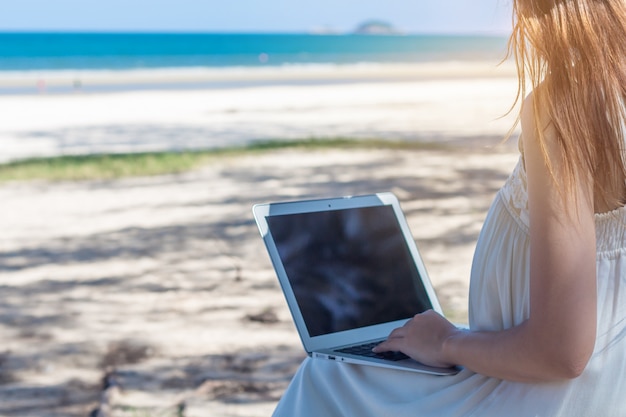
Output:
top-left (0, 145), bottom-right (517, 415)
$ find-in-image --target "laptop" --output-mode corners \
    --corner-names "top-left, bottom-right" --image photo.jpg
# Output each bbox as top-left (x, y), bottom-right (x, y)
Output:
top-left (253, 192), bottom-right (460, 376)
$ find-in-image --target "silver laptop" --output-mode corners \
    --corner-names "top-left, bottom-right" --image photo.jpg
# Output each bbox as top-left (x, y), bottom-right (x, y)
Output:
top-left (253, 192), bottom-right (460, 376)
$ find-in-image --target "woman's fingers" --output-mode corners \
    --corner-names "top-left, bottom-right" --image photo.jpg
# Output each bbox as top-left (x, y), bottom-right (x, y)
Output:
top-left (372, 337), bottom-right (402, 353)
top-left (372, 322), bottom-right (410, 352)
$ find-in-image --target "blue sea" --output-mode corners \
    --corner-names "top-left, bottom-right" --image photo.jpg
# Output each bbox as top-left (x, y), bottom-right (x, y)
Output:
top-left (0, 32), bottom-right (508, 71)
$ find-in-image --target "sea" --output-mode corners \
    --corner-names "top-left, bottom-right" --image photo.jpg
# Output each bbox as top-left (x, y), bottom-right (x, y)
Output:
top-left (0, 32), bottom-right (510, 94)
top-left (0, 32), bottom-right (508, 71)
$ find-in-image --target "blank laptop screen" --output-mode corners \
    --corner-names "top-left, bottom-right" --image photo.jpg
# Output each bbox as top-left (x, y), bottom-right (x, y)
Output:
top-left (266, 204), bottom-right (433, 337)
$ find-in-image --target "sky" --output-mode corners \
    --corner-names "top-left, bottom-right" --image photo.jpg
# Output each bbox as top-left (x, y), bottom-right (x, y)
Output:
top-left (0, 0), bottom-right (513, 35)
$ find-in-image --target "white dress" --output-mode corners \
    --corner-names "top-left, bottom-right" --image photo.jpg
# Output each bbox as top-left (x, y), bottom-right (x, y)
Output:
top-left (272, 156), bottom-right (626, 417)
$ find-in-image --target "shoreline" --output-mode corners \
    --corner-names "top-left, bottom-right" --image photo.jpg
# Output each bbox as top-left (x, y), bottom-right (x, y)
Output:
top-left (0, 60), bottom-right (516, 94)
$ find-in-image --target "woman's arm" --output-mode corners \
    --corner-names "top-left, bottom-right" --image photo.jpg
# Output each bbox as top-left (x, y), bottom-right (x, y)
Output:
top-left (374, 93), bottom-right (597, 382)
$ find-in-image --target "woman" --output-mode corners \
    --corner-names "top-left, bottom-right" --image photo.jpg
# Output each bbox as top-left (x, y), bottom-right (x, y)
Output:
top-left (273, 1), bottom-right (626, 415)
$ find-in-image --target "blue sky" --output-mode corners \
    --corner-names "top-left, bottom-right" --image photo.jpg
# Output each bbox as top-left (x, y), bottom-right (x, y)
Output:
top-left (0, 0), bottom-right (513, 34)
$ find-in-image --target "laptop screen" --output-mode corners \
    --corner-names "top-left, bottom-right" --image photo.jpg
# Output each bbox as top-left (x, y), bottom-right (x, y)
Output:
top-left (266, 204), bottom-right (433, 337)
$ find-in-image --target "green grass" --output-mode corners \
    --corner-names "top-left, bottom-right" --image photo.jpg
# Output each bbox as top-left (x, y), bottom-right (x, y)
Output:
top-left (0, 138), bottom-right (446, 182)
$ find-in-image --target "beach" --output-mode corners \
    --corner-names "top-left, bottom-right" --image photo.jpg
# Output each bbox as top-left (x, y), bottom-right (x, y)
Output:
top-left (0, 62), bottom-right (520, 416)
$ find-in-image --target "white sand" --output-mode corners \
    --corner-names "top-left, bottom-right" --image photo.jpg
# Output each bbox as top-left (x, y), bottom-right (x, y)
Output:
top-left (0, 63), bottom-right (521, 416)
top-left (0, 61), bottom-right (519, 163)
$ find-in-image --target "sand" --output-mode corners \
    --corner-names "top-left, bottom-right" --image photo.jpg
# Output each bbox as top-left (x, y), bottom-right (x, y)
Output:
top-left (0, 62), bottom-right (520, 416)
top-left (0, 62), bottom-right (518, 163)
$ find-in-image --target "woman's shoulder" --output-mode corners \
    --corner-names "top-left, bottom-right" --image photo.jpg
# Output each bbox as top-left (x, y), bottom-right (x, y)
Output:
top-left (520, 88), bottom-right (551, 140)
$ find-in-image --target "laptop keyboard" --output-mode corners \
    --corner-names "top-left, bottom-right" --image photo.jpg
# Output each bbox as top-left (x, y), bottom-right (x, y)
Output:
top-left (336, 341), bottom-right (410, 361)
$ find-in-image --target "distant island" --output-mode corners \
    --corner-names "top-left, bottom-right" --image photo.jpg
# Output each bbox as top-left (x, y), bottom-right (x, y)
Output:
top-left (353, 20), bottom-right (404, 35)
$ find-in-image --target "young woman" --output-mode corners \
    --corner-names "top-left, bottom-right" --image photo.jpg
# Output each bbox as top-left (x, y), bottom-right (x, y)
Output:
top-left (273, 1), bottom-right (626, 415)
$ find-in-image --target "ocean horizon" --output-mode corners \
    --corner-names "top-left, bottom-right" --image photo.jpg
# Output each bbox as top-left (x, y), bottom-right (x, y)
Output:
top-left (0, 32), bottom-right (509, 72)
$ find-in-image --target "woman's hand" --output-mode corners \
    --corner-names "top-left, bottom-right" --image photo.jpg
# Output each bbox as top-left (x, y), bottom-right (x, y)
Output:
top-left (372, 310), bottom-right (461, 368)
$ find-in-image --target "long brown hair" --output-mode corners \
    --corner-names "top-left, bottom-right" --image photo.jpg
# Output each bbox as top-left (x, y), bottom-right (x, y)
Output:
top-left (508, 0), bottom-right (626, 211)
